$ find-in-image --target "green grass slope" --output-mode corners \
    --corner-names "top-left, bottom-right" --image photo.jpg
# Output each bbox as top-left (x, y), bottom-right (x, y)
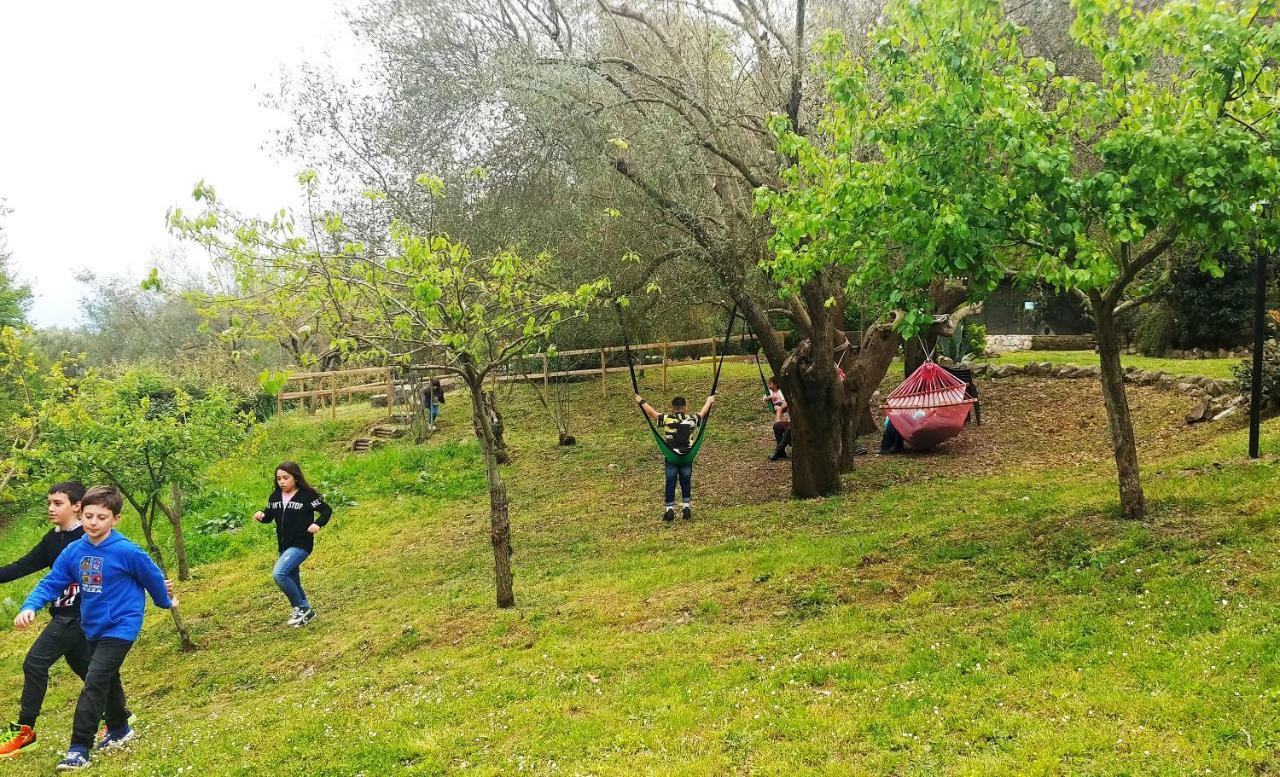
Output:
top-left (0, 363), bottom-right (1278, 775)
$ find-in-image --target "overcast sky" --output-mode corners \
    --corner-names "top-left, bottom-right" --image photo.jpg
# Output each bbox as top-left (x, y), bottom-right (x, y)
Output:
top-left (0, 0), bottom-right (365, 328)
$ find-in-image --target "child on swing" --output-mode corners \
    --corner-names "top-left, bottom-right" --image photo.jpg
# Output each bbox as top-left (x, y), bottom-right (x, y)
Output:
top-left (634, 393), bottom-right (716, 522)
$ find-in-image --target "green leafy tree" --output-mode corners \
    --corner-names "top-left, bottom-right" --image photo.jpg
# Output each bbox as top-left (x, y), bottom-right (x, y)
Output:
top-left (171, 176), bottom-right (609, 609)
top-left (34, 369), bottom-right (250, 649)
top-left (772, 0), bottom-right (1278, 519)
top-left (0, 203), bottom-right (32, 329)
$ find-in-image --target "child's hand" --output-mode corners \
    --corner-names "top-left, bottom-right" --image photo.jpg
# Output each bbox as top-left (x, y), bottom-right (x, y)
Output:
top-left (307, 523), bottom-right (321, 535)
top-left (253, 511), bottom-right (265, 522)
top-left (14, 610), bottom-right (35, 629)
top-left (168, 596), bottom-right (180, 608)
top-left (165, 578), bottom-right (175, 597)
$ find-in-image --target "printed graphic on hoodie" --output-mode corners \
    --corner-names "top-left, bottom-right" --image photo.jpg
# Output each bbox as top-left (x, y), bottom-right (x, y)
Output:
top-left (79, 556), bottom-right (104, 593)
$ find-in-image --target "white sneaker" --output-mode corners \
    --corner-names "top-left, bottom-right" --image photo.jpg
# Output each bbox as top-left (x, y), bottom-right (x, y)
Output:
top-left (286, 607), bottom-right (303, 626)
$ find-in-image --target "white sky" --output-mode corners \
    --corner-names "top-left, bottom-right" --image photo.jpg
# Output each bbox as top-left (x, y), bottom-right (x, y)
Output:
top-left (0, 0), bottom-right (366, 328)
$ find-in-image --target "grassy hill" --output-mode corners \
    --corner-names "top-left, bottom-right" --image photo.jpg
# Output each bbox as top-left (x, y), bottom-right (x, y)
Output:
top-left (0, 362), bottom-right (1278, 775)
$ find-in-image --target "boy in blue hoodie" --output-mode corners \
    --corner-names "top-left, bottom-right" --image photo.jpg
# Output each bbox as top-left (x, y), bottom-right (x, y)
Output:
top-left (15, 486), bottom-right (174, 771)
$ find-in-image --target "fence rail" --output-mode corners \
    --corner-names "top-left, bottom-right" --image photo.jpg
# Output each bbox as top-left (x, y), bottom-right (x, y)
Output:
top-left (275, 329), bottom-right (788, 410)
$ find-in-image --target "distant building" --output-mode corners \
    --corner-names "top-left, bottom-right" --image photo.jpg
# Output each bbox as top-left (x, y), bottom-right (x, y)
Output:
top-left (976, 281), bottom-right (1093, 336)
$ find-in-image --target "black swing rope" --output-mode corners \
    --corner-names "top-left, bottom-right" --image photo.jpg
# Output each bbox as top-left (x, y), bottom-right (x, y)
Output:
top-left (617, 301), bottom-right (739, 465)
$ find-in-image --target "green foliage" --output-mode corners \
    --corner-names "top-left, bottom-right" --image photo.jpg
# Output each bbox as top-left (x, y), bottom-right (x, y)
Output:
top-left (1232, 311), bottom-right (1280, 405)
top-left (1134, 302), bottom-right (1177, 357)
top-left (0, 206), bottom-right (32, 330)
top-left (1169, 251), bottom-right (1257, 349)
top-left (940, 321), bottom-right (987, 362)
top-left (31, 368), bottom-right (252, 527)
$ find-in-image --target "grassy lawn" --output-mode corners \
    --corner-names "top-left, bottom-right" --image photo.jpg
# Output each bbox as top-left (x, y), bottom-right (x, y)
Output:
top-left (0, 363), bottom-right (1277, 775)
top-left (984, 349), bottom-right (1243, 381)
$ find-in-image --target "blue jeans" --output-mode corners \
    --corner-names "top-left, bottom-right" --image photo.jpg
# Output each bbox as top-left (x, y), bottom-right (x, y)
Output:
top-left (272, 547), bottom-right (311, 609)
top-left (428, 403), bottom-right (440, 424)
top-left (664, 461), bottom-right (693, 507)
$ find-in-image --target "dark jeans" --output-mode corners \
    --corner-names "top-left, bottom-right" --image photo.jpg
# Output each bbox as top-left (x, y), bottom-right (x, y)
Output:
top-left (880, 419), bottom-right (905, 452)
top-left (70, 638), bottom-right (133, 749)
top-left (663, 461), bottom-right (693, 507)
top-left (19, 614), bottom-right (90, 727)
top-left (773, 420), bottom-right (792, 454)
top-left (273, 547), bottom-right (311, 609)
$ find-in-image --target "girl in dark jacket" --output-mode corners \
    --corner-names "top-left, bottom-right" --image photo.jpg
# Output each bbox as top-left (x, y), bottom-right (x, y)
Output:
top-left (253, 462), bottom-right (333, 627)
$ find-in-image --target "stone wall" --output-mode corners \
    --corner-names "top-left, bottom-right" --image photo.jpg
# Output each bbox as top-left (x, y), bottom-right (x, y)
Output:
top-left (972, 361), bottom-right (1246, 424)
top-left (986, 335), bottom-right (1034, 353)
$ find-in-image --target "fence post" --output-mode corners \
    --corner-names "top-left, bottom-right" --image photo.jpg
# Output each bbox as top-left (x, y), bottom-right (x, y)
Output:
top-left (662, 343), bottom-right (669, 393)
top-left (330, 376), bottom-right (337, 420)
top-left (600, 349), bottom-right (607, 397)
top-left (543, 353), bottom-right (549, 396)
top-left (386, 369), bottom-right (394, 419)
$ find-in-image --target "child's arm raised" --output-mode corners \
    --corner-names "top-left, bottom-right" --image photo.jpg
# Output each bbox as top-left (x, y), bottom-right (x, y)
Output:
top-left (129, 548), bottom-right (174, 609)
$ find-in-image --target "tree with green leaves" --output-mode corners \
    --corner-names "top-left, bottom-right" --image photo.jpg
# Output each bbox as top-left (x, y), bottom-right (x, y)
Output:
top-left (772, 0), bottom-right (1278, 519)
top-left (33, 369), bottom-right (250, 649)
top-left (0, 203), bottom-right (32, 329)
top-left (171, 176), bottom-right (610, 608)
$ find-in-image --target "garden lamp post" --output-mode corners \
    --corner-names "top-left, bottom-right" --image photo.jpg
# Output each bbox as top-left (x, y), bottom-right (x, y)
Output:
top-left (1249, 200), bottom-right (1271, 459)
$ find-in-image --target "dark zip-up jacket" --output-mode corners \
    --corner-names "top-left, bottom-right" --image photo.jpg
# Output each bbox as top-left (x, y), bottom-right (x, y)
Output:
top-left (260, 487), bottom-right (333, 554)
top-left (0, 524), bottom-right (85, 617)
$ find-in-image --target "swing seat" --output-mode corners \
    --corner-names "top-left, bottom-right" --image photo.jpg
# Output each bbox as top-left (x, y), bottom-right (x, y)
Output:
top-left (884, 361), bottom-right (975, 450)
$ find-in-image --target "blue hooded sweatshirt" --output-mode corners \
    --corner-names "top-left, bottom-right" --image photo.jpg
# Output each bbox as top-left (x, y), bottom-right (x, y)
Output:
top-left (22, 530), bottom-right (172, 642)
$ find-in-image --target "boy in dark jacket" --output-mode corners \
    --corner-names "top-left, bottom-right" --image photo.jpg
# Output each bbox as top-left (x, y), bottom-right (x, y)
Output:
top-left (0, 482), bottom-right (89, 758)
top-left (16, 485), bottom-right (174, 771)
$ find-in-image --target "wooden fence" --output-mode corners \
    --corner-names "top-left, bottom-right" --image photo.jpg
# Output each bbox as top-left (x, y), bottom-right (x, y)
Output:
top-left (276, 366), bottom-right (395, 419)
top-left (274, 330), bottom-right (788, 412)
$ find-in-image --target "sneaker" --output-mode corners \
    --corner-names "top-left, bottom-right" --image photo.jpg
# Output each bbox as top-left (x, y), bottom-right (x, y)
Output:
top-left (768, 450), bottom-right (786, 461)
top-left (286, 607), bottom-right (304, 626)
top-left (662, 507), bottom-right (675, 522)
top-left (291, 607), bottom-right (316, 627)
top-left (681, 505), bottom-right (692, 521)
top-left (56, 749), bottom-right (90, 770)
top-left (95, 713), bottom-right (136, 744)
top-left (96, 725), bottom-right (135, 751)
top-left (0, 723), bottom-right (36, 757)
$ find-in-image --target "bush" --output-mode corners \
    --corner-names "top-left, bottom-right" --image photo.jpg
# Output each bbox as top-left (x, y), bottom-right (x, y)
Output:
top-left (1232, 311), bottom-right (1280, 407)
top-left (1169, 251), bottom-right (1254, 349)
top-left (1134, 302), bottom-right (1177, 357)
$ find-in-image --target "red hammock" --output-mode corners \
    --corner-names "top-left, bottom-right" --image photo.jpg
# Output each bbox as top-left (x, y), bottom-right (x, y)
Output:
top-left (884, 361), bottom-right (975, 450)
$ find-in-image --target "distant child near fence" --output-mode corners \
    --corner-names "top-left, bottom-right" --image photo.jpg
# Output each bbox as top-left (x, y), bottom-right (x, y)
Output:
top-left (425, 379), bottom-right (446, 431)
top-left (15, 485), bottom-right (175, 771)
top-left (253, 461), bottom-right (333, 628)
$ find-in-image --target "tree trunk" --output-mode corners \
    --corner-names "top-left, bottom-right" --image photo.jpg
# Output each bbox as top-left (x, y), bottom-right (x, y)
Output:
top-left (842, 324), bottom-right (902, 470)
top-left (476, 390), bottom-right (510, 464)
top-left (1095, 305), bottom-right (1146, 519)
top-left (137, 498), bottom-right (167, 572)
top-left (779, 338), bottom-right (845, 498)
top-left (470, 381), bottom-right (516, 608)
top-left (156, 484), bottom-right (190, 582)
top-left (144, 500), bottom-right (197, 651)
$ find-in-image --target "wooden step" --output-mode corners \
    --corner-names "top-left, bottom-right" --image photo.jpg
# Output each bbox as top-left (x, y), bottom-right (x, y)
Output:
top-left (370, 424), bottom-right (405, 439)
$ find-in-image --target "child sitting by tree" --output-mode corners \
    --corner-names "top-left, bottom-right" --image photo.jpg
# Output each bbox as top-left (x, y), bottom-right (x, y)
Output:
top-left (763, 377), bottom-right (791, 462)
top-left (634, 393), bottom-right (715, 522)
top-left (15, 485), bottom-right (175, 771)
top-left (253, 461), bottom-right (333, 627)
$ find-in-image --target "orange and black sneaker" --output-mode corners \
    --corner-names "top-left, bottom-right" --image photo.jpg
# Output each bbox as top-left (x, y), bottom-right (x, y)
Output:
top-left (0, 722), bottom-right (36, 757)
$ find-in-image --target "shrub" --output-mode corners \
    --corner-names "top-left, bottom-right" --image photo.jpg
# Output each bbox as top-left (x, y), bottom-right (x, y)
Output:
top-left (1134, 302), bottom-right (1177, 357)
top-left (1232, 311), bottom-right (1280, 407)
top-left (1169, 250), bottom-right (1254, 349)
